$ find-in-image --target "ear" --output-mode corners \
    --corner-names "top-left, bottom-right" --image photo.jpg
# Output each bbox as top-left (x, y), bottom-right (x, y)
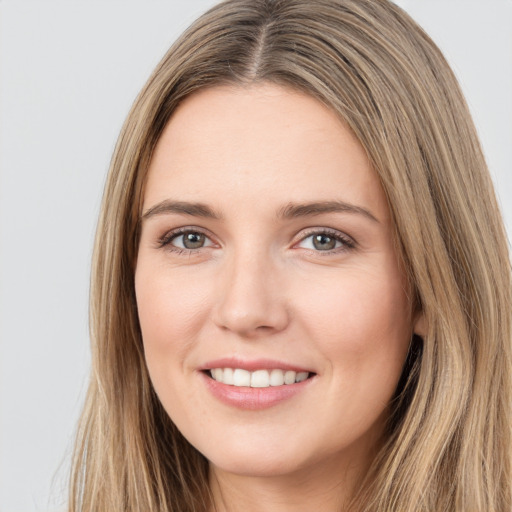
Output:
top-left (413, 311), bottom-right (427, 338)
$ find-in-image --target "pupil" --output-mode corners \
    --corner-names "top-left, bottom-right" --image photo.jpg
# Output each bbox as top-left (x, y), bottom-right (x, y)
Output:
top-left (313, 234), bottom-right (336, 250)
top-left (183, 232), bottom-right (204, 249)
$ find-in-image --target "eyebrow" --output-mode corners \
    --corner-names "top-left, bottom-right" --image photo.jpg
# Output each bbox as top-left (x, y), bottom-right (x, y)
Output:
top-left (142, 200), bottom-right (222, 220)
top-left (141, 199), bottom-right (379, 223)
top-left (278, 200), bottom-right (379, 223)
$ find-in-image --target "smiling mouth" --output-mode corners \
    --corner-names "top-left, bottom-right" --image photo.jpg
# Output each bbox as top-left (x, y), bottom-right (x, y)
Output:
top-left (207, 368), bottom-right (315, 388)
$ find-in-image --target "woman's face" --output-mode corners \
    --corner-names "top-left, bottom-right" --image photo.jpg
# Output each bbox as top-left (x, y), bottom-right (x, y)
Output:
top-left (135, 84), bottom-right (421, 480)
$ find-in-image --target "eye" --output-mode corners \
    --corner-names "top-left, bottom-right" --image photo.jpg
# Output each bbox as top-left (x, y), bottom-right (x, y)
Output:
top-left (296, 230), bottom-right (355, 252)
top-left (160, 229), bottom-right (215, 251)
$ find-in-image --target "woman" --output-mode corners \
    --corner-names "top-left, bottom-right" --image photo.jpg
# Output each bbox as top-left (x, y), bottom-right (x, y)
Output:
top-left (69, 0), bottom-right (512, 510)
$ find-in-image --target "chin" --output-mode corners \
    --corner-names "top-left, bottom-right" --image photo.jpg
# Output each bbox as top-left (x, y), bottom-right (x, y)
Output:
top-left (201, 436), bottom-right (331, 479)
top-left (209, 453), bottom-right (306, 479)
top-left (187, 433), bottom-right (297, 477)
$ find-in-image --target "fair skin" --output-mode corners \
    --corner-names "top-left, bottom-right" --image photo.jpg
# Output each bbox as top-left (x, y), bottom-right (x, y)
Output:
top-left (135, 84), bottom-right (423, 511)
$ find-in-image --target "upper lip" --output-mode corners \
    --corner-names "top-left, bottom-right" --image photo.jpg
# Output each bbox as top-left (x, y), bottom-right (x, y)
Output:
top-left (200, 357), bottom-right (315, 374)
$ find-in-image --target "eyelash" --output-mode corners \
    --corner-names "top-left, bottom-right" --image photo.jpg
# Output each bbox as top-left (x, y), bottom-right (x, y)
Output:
top-left (157, 227), bottom-right (356, 255)
top-left (157, 227), bottom-right (214, 255)
top-left (296, 228), bottom-right (356, 254)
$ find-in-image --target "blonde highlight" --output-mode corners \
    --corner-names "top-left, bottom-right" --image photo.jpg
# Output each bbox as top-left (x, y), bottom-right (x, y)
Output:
top-left (70, 1), bottom-right (512, 510)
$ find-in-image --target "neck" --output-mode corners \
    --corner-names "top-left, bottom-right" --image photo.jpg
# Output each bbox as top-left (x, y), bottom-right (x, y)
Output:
top-left (209, 454), bottom-right (369, 512)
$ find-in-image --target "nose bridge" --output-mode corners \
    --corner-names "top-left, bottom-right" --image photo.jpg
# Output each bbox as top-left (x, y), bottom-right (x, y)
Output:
top-left (213, 241), bottom-right (288, 336)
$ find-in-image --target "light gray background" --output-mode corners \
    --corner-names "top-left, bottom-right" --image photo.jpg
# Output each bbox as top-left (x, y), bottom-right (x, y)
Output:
top-left (1, 1), bottom-right (511, 511)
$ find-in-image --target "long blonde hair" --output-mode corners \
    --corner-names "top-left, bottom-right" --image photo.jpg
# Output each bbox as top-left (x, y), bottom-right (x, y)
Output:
top-left (70, 1), bottom-right (512, 510)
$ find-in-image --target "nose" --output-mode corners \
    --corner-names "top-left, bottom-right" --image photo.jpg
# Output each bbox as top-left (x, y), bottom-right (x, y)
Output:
top-left (212, 249), bottom-right (290, 337)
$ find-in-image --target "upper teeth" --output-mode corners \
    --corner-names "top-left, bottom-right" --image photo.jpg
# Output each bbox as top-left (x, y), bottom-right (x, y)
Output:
top-left (209, 368), bottom-right (310, 387)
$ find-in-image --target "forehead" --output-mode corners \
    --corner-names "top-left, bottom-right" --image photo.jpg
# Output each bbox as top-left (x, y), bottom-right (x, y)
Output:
top-left (144, 84), bottom-right (389, 222)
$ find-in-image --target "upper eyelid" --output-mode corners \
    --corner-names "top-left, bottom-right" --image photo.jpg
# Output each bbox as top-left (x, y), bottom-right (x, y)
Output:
top-left (158, 226), bottom-right (216, 247)
top-left (293, 227), bottom-right (356, 244)
top-left (156, 225), bottom-right (356, 248)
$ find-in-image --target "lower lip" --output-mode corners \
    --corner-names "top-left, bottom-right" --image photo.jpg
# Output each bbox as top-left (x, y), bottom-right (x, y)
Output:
top-left (200, 372), bottom-right (313, 410)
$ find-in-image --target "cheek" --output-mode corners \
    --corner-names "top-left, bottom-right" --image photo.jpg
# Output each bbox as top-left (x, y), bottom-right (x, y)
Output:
top-left (136, 263), bottom-right (207, 338)
top-left (135, 263), bottom-right (214, 423)
top-left (290, 269), bottom-right (412, 437)
top-left (292, 265), bottom-right (412, 377)
top-left (134, 262), bottom-right (215, 377)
